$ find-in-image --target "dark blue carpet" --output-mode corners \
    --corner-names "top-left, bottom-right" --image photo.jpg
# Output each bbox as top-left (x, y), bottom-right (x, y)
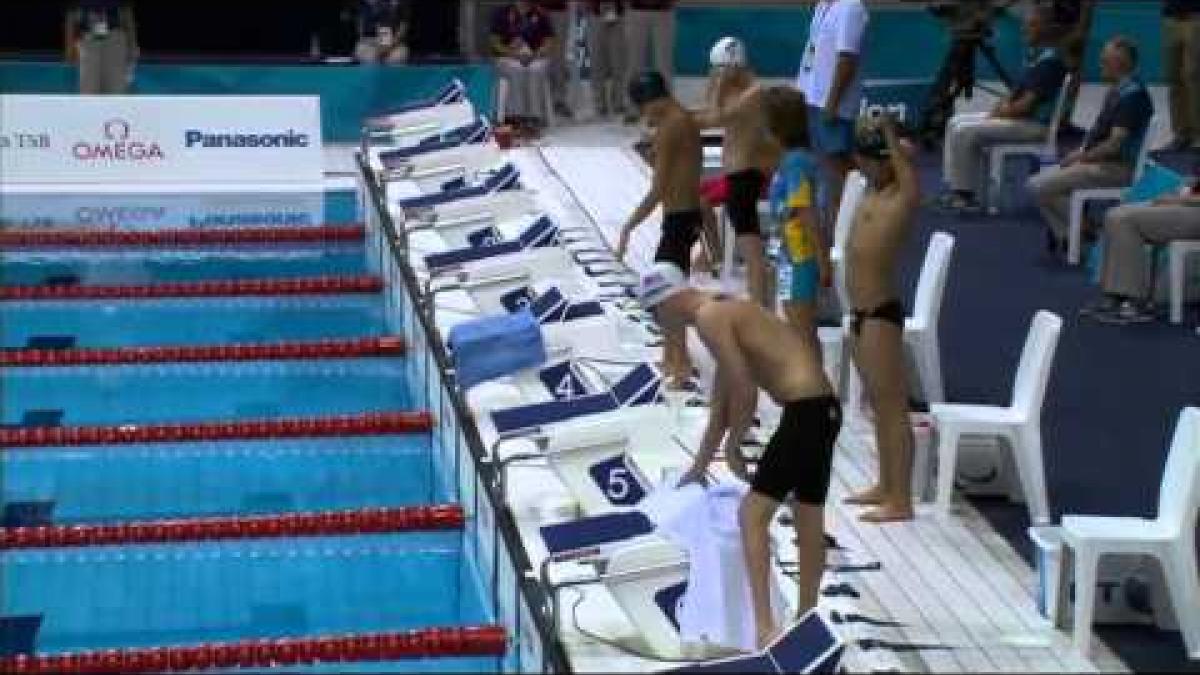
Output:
top-left (895, 151), bottom-right (1200, 672)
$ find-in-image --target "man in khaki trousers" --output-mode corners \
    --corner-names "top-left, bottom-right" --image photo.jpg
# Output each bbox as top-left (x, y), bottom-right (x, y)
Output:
top-left (66, 1), bottom-right (138, 95)
top-left (623, 0), bottom-right (676, 123)
top-left (1161, 0), bottom-right (1200, 150)
top-left (538, 1), bottom-right (576, 119)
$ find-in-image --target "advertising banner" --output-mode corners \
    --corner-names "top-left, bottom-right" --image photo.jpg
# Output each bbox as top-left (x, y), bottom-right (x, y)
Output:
top-left (0, 95), bottom-right (323, 185)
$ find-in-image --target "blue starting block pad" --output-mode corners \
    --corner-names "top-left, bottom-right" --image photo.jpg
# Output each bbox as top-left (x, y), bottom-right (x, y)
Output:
top-left (378, 118), bottom-right (492, 166)
top-left (539, 511), bottom-right (657, 559)
top-left (666, 612), bottom-right (844, 674)
top-left (423, 215), bottom-right (558, 270)
top-left (368, 79), bottom-right (465, 121)
top-left (491, 363), bottom-right (662, 436)
top-left (397, 163), bottom-right (519, 210)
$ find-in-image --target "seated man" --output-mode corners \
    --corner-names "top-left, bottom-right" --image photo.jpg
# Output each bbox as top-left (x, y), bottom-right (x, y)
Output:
top-left (935, 6), bottom-right (1066, 212)
top-left (1082, 176), bottom-right (1200, 324)
top-left (352, 0), bottom-right (411, 65)
top-left (1028, 36), bottom-right (1154, 255)
top-left (491, 0), bottom-right (558, 134)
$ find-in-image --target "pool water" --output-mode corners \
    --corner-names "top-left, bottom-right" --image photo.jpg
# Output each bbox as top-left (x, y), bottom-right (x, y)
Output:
top-left (3, 359), bottom-right (412, 426)
top-left (2, 438), bottom-right (439, 524)
top-left (0, 247), bottom-right (367, 286)
top-left (1, 297), bottom-right (388, 349)
top-left (0, 190), bottom-right (497, 672)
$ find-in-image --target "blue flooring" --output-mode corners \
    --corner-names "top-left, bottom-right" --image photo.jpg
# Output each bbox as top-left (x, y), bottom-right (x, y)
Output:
top-left (900, 150), bottom-right (1199, 671)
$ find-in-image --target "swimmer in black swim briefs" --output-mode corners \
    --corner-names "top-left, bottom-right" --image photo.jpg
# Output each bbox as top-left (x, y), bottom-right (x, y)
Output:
top-left (752, 395), bottom-right (843, 505)
top-left (850, 298), bottom-right (905, 336)
top-left (654, 210), bottom-right (703, 276)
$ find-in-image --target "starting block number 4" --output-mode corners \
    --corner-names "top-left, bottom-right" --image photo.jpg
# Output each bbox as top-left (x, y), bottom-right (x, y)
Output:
top-left (588, 454), bottom-right (647, 506)
top-left (538, 361), bottom-right (589, 401)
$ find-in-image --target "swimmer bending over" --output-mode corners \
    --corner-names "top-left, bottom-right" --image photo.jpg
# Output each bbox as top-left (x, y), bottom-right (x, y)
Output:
top-left (844, 114), bottom-right (920, 523)
top-left (637, 263), bottom-right (842, 649)
top-left (617, 70), bottom-right (705, 390)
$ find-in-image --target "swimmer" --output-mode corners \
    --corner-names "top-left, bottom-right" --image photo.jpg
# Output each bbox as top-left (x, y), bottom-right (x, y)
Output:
top-left (637, 262), bottom-right (841, 650)
top-left (843, 113), bottom-right (919, 523)
top-left (617, 70), bottom-right (704, 390)
top-left (692, 37), bottom-right (783, 306)
top-left (762, 86), bottom-right (830, 350)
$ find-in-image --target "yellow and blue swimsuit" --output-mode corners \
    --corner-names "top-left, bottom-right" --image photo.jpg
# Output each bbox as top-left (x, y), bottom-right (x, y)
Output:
top-left (768, 149), bottom-right (821, 303)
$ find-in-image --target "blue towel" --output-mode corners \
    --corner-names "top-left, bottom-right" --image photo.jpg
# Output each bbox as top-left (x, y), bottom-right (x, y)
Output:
top-left (448, 308), bottom-right (547, 389)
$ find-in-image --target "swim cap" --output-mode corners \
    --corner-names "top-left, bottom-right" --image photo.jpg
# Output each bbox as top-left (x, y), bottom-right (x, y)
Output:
top-left (709, 37), bottom-right (746, 68)
top-left (636, 262), bottom-right (687, 310)
top-left (854, 118), bottom-right (892, 160)
top-left (628, 71), bottom-right (670, 108)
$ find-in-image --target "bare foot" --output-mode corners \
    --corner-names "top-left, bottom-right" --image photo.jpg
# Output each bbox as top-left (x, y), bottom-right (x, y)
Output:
top-left (844, 485), bottom-right (885, 505)
top-left (692, 246), bottom-right (713, 276)
top-left (858, 503), bottom-right (915, 523)
top-left (756, 623), bottom-right (782, 651)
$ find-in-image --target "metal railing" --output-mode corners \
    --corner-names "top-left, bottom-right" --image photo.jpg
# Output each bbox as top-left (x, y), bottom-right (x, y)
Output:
top-left (356, 152), bottom-right (572, 674)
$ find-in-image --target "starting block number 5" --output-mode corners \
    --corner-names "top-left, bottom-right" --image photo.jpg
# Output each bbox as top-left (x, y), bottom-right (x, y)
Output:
top-left (588, 454), bottom-right (646, 506)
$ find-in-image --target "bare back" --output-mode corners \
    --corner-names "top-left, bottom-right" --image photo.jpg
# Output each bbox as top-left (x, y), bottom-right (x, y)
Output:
top-left (696, 295), bottom-right (831, 403)
top-left (847, 184), bottom-right (916, 310)
top-left (720, 82), bottom-right (782, 175)
top-left (654, 106), bottom-right (704, 213)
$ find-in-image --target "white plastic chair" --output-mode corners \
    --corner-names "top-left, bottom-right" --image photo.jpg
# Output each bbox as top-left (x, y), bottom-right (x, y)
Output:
top-left (929, 310), bottom-right (1063, 524)
top-left (1065, 116), bottom-right (1159, 265)
top-left (903, 232), bottom-right (956, 405)
top-left (1169, 241), bottom-right (1200, 325)
top-left (984, 73), bottom-right (1074, 215)
top-left (831, 171), bottom-right (870, 314)
top-left (1059, 407), bottom-right (1200, 660)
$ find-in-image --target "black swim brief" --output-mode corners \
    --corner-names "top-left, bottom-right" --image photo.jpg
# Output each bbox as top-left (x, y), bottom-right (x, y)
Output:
top-left (851, 299), bottom-right (906, 336)
top-left (654, 209), bottom-right (702, 276)
top-left (726, 168), bottom-right (766, 237)
top-left (751, 395), bottom-right (842, 505)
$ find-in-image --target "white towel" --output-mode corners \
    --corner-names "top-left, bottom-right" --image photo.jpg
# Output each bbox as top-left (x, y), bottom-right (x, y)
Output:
top-left (642, 480), bottom-right (787, 652)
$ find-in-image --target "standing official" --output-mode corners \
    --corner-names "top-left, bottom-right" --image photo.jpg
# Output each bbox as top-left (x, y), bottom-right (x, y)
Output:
top-left (66, 0), bottom-right (138, 95)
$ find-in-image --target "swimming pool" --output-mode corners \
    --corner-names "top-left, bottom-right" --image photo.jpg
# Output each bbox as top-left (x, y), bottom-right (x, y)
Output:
top-left (0, 187), bottom-right (548, 672)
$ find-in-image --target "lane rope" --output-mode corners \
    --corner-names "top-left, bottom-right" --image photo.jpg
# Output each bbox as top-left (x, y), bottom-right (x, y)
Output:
top-left (0, 225), bottom-right (365, 248)
top-left (0, 336), bottom-right (405, 367)
top-left (0, 275), bottom-right (384, 301)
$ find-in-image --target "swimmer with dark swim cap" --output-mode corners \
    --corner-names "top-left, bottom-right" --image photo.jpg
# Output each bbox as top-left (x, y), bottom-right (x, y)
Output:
top-left (628, 70), bottom-right (671, 108)
top-left (616, 70), bottom-right (704, 391)
top-left (843, 112), bottom-right (923, 524)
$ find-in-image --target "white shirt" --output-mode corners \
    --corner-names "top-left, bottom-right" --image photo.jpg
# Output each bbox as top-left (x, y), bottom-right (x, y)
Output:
top-left (796, 0), bottom-right (868, 120)
top-left (642, 480), bottom-right (786, 652)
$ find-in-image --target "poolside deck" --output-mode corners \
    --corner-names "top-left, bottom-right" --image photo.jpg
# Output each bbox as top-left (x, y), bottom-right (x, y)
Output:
top-left (495, 138), bottom-right (1130, 673)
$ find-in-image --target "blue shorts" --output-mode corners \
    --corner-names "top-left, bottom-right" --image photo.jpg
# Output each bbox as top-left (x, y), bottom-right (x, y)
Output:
top-left (789, 258), bottom-right (820, 303)
top-left (806, 106), bottom-right (855, 157)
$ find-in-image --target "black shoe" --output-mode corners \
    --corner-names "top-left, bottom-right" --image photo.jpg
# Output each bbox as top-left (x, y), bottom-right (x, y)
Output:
top-left (1045, 229), bottom-right (1066, 256)
top-left (1092, 300), bottom-right (1156, 325)
top-left (1079, 295), bottom-right (1120, 318)
top-left (623, 112), bottom-right (639, 126)
top-left (553, 101), bottom-right (573, 120)
top-left (1157, 137), bottom-right (1195, 153)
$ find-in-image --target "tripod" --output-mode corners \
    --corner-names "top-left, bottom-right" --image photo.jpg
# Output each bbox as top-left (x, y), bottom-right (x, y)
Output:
top-left (918, 3), bottom-right (1018, 145)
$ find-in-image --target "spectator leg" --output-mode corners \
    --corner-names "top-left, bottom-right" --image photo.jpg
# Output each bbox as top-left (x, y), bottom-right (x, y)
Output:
top-left (651, 9), bottom-right (675, 88)
top-left (623, 10), bottom-right (652, 108)
top-left (1102, 205), bottom-right (1200, 301)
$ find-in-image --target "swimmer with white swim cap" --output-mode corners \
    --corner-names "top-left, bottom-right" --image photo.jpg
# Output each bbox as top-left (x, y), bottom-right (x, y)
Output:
top-left (693, 36), bottom-right (782, 308)
top-left (636, 261), bottom-right (840, 649)
top-left (618, 71), bottom-right (704, 391)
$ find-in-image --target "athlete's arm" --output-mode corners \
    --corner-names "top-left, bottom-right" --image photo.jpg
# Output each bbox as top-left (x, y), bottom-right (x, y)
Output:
top-left (881, 115), bottom-right (920, 205)
top-left (701, 317), bottom-right (758, 480)
top-left (617, 119), bottom-right (679, 259)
